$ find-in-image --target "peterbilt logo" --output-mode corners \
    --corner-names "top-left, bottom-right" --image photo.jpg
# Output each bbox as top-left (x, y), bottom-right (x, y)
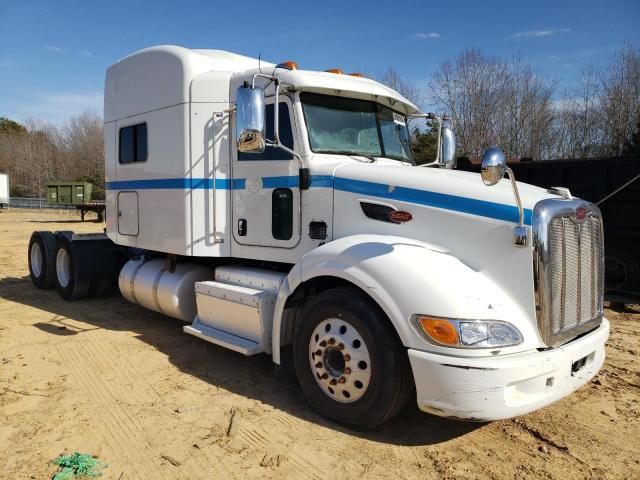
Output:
top-left (389, 210), bottom-right (413, 223)
top-left (572, 205), bottom-right (588, 245)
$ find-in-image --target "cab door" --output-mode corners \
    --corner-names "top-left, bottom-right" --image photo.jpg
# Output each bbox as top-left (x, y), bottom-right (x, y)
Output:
top-left (231, 98), bottom-right (301, 248)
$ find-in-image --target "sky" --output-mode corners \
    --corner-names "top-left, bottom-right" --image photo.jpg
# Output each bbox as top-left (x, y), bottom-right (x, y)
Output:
top-left (1, 0), bottom-right (639, 124)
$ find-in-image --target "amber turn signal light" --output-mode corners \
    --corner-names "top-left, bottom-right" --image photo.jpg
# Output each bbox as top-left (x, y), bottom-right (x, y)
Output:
top-left (325, 68), bottom-right (343, 74)
top-left (417, 316), bottom-right (459, 346)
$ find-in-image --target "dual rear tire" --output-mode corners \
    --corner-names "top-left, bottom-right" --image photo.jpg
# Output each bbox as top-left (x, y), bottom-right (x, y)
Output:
top-left (28, 231), bottom-right (115, 300)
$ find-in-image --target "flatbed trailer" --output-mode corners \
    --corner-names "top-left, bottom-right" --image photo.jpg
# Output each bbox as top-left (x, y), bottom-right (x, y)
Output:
top-left (76, 202), bottom-right (106, 222)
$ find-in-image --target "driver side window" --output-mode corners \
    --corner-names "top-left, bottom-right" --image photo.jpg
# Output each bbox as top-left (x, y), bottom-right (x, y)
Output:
top-left (238, 102), bottom-right (294, 161)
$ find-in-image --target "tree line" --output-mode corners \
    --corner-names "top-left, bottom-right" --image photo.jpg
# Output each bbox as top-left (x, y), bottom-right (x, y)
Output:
top-left (0, 112), bottom-right (104, 198)
top-left (1, 44), bottom-right (638, 197)
top-left (381, 44), bottom-right (640, 163)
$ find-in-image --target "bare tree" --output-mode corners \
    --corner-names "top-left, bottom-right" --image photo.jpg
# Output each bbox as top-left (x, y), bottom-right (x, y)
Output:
top-left (601, 44), bottom-right (640, 155)
top-left (554, 65), bottom-right (604, 158)
top-left (430, 49), bottom-right (512, 158)
top-left (0, 110), bottom-right (105, 198)
top-left (378, 67), bottom-right (423, 107)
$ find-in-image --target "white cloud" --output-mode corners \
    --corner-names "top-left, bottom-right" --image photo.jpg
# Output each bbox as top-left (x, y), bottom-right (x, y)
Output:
top-left (415, 32), bottom-right (441, 39)
top-left (512, 28), bottom-right (571, 39)
top-left (77, 50), bottom-right (95, 58)
top-left (13, 91), bottom-right (103, 124)
top-left (44, 45), bottom-right (65, 52)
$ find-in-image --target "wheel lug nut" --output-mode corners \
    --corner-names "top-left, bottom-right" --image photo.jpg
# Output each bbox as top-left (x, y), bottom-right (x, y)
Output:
top-left (343, 354), bottom-right (351, 361)
top-left (338, 377), bottom-right (346, 384)
top-left (344, 368), bottom-right (351, 374)
top-left (315, 349), bottom-right (322, 356)
top-left (328, 338), bottom-right (336, 345)
top-left (315, 362), bottom-right (322, 368)
top-left (329, 379), bottom-right (337, 386)
top-left (338, 343), bottom-right (344, 350)
top-left (320, 373), bottom-right (328, 379)
top-left (319, 340), bottom-right (327, 347)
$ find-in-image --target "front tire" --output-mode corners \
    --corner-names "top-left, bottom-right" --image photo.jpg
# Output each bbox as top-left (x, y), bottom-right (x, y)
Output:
top-left (293, 287), bottom-right (413, 430)
top-left (54, 236), bottom-right (90, 300)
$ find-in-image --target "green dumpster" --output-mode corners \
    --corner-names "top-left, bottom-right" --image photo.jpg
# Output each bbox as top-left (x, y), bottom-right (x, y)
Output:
top-left (46, 182), bottom-right (93, 205)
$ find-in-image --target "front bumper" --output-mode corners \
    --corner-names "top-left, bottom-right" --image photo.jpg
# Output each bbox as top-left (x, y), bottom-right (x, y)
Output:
top-left (408, 318), bottom-right (609, 421)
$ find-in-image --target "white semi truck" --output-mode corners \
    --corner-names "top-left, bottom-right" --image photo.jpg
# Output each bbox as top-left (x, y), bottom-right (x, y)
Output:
top-left (27, 46), bottom-right (609, 429)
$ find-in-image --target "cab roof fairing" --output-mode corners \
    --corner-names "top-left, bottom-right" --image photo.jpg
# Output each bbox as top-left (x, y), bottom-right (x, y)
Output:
top-left (231, 67), bottom-right (420, 116)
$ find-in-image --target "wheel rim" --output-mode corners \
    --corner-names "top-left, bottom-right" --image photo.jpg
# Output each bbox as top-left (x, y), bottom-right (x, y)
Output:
top-left (30, 242), bottom-right (43, 277)
top-left (309, 318), bottom-right (372, 403)
top-left (56, 248), bottom-right (71, 288)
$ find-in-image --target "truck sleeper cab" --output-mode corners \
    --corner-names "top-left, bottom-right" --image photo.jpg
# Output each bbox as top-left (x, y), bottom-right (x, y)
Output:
top-left (27, 45), bottom-right (609, 429)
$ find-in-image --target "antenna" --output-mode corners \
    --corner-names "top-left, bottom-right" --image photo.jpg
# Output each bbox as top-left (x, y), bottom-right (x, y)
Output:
top-left (258, 52), bottom-right (263, 73)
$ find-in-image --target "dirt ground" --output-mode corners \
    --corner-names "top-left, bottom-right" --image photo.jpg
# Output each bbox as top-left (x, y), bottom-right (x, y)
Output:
top-left (0, 208), bottom-right (638, 480)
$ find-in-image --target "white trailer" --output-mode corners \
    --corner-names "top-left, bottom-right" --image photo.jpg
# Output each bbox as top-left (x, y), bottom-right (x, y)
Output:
top-left (0, 173), bottom-right (8, 209)
top-left (27, 46), bottom-right (609, 429)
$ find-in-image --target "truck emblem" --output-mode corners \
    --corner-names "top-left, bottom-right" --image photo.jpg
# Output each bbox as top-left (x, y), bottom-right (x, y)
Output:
top-left (389, 210), bottom-right (413, 223)
top-left (575, 206), bottom-right (587, 222)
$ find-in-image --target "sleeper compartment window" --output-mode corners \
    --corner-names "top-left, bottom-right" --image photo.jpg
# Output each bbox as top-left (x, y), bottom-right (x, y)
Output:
top-left (119, 123), bottom-right (148, 164)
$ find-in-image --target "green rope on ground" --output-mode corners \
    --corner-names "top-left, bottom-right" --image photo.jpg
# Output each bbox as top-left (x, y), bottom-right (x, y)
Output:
top-left (51, 452), bottom-right (104, 480)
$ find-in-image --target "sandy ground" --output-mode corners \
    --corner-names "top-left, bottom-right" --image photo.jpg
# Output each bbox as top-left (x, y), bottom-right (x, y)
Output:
top-left (0, 208), bottom-right (638, 480)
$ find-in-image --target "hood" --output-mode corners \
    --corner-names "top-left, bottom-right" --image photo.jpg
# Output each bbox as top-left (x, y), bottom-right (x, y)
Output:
top-left (328, 162), bottom-right (566, 323)
top-left (331, 162), bottom-right (558, 228)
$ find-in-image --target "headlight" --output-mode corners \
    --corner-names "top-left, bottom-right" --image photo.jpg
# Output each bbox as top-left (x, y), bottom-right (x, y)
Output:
top-left (413, 315), bottom-right (523, 348)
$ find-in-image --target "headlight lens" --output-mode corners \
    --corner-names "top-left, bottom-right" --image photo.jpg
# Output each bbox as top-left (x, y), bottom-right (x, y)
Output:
top-left (414, 315), bottom-right (523, 348)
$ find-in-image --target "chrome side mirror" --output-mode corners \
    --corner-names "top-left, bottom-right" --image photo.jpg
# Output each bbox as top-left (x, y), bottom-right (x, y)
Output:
top-left (236, 84), bottom-right (266, 153)
top-left (480, 147), bottom-right (507, 186)
top-left (480, 147), bottom-right (528, 247)
top-left (441, 126), bottom-right (456, 169)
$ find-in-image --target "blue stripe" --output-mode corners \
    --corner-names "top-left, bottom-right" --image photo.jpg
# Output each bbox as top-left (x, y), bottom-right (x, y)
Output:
top-left (311, 175), bottom-right (334, 188)
top-left (105, 175), bottom-right (531, 224)
top-left (334, 177), bottom-right (532, 225)
top-left (262, 175), bottom-right (299, 188)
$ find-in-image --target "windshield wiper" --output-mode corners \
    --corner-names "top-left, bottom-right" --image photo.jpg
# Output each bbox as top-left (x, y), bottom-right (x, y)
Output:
top-left (316, 150), bottom-right (376, 162)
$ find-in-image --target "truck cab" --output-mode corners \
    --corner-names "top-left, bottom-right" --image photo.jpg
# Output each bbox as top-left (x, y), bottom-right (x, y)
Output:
top-left (29, 45), bottom-right (609, 429)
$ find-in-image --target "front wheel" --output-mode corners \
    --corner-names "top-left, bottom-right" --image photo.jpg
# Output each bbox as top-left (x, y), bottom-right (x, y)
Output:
top-left (293, 287), bottom-right (413, 430)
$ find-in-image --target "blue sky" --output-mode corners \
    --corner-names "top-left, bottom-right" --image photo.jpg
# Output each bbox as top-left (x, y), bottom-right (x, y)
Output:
top-left (1, 0), bottom-right (638, 124)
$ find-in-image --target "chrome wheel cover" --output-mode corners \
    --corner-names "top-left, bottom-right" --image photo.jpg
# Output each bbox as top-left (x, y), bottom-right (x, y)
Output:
top-left (309, 318), bottom-right (372, 403)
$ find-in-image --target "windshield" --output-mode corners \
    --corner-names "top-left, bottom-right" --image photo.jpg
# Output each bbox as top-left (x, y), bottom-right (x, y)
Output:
top-left (301, 92), bottom-right (413, 163)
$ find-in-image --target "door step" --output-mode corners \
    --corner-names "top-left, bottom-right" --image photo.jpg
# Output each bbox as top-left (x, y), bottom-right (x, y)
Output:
top-left (184, 265), bottom-right (287, 355)
top-left (184, 320), bottom-right (263, 355)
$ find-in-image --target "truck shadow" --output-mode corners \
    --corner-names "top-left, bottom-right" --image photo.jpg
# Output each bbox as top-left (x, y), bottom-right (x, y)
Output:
top-left (0, 276), bottom-right (483, 446)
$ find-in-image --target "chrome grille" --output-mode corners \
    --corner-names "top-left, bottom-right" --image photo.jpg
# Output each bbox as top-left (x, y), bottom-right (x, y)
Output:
top-left (533, 199), bottom-right (604, 347)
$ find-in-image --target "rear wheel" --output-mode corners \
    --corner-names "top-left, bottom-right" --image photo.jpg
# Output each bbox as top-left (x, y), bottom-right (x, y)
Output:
top-left (28, 231), bottom-right (57, 289)
top-left (54, 236), bottom-right (90, 300)
top-left (293, 287), bottom-right (413, 430)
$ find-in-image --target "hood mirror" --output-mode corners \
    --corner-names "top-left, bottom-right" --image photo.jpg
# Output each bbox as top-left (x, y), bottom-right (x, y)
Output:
top-left (441, 126), bottom-right (456, 169)
top-left (480, 147), bottom-right (507, 186)
top-left (236, 84), bottom-right (266, 153)
top-left (480, 147), bottom-right (528, 247)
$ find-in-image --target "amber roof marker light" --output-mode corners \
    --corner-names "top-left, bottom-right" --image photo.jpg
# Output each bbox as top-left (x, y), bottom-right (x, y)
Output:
top-left (324, 68), bottom-right (344, 74)
top-left (276, 61), bottom-right (298, 70)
